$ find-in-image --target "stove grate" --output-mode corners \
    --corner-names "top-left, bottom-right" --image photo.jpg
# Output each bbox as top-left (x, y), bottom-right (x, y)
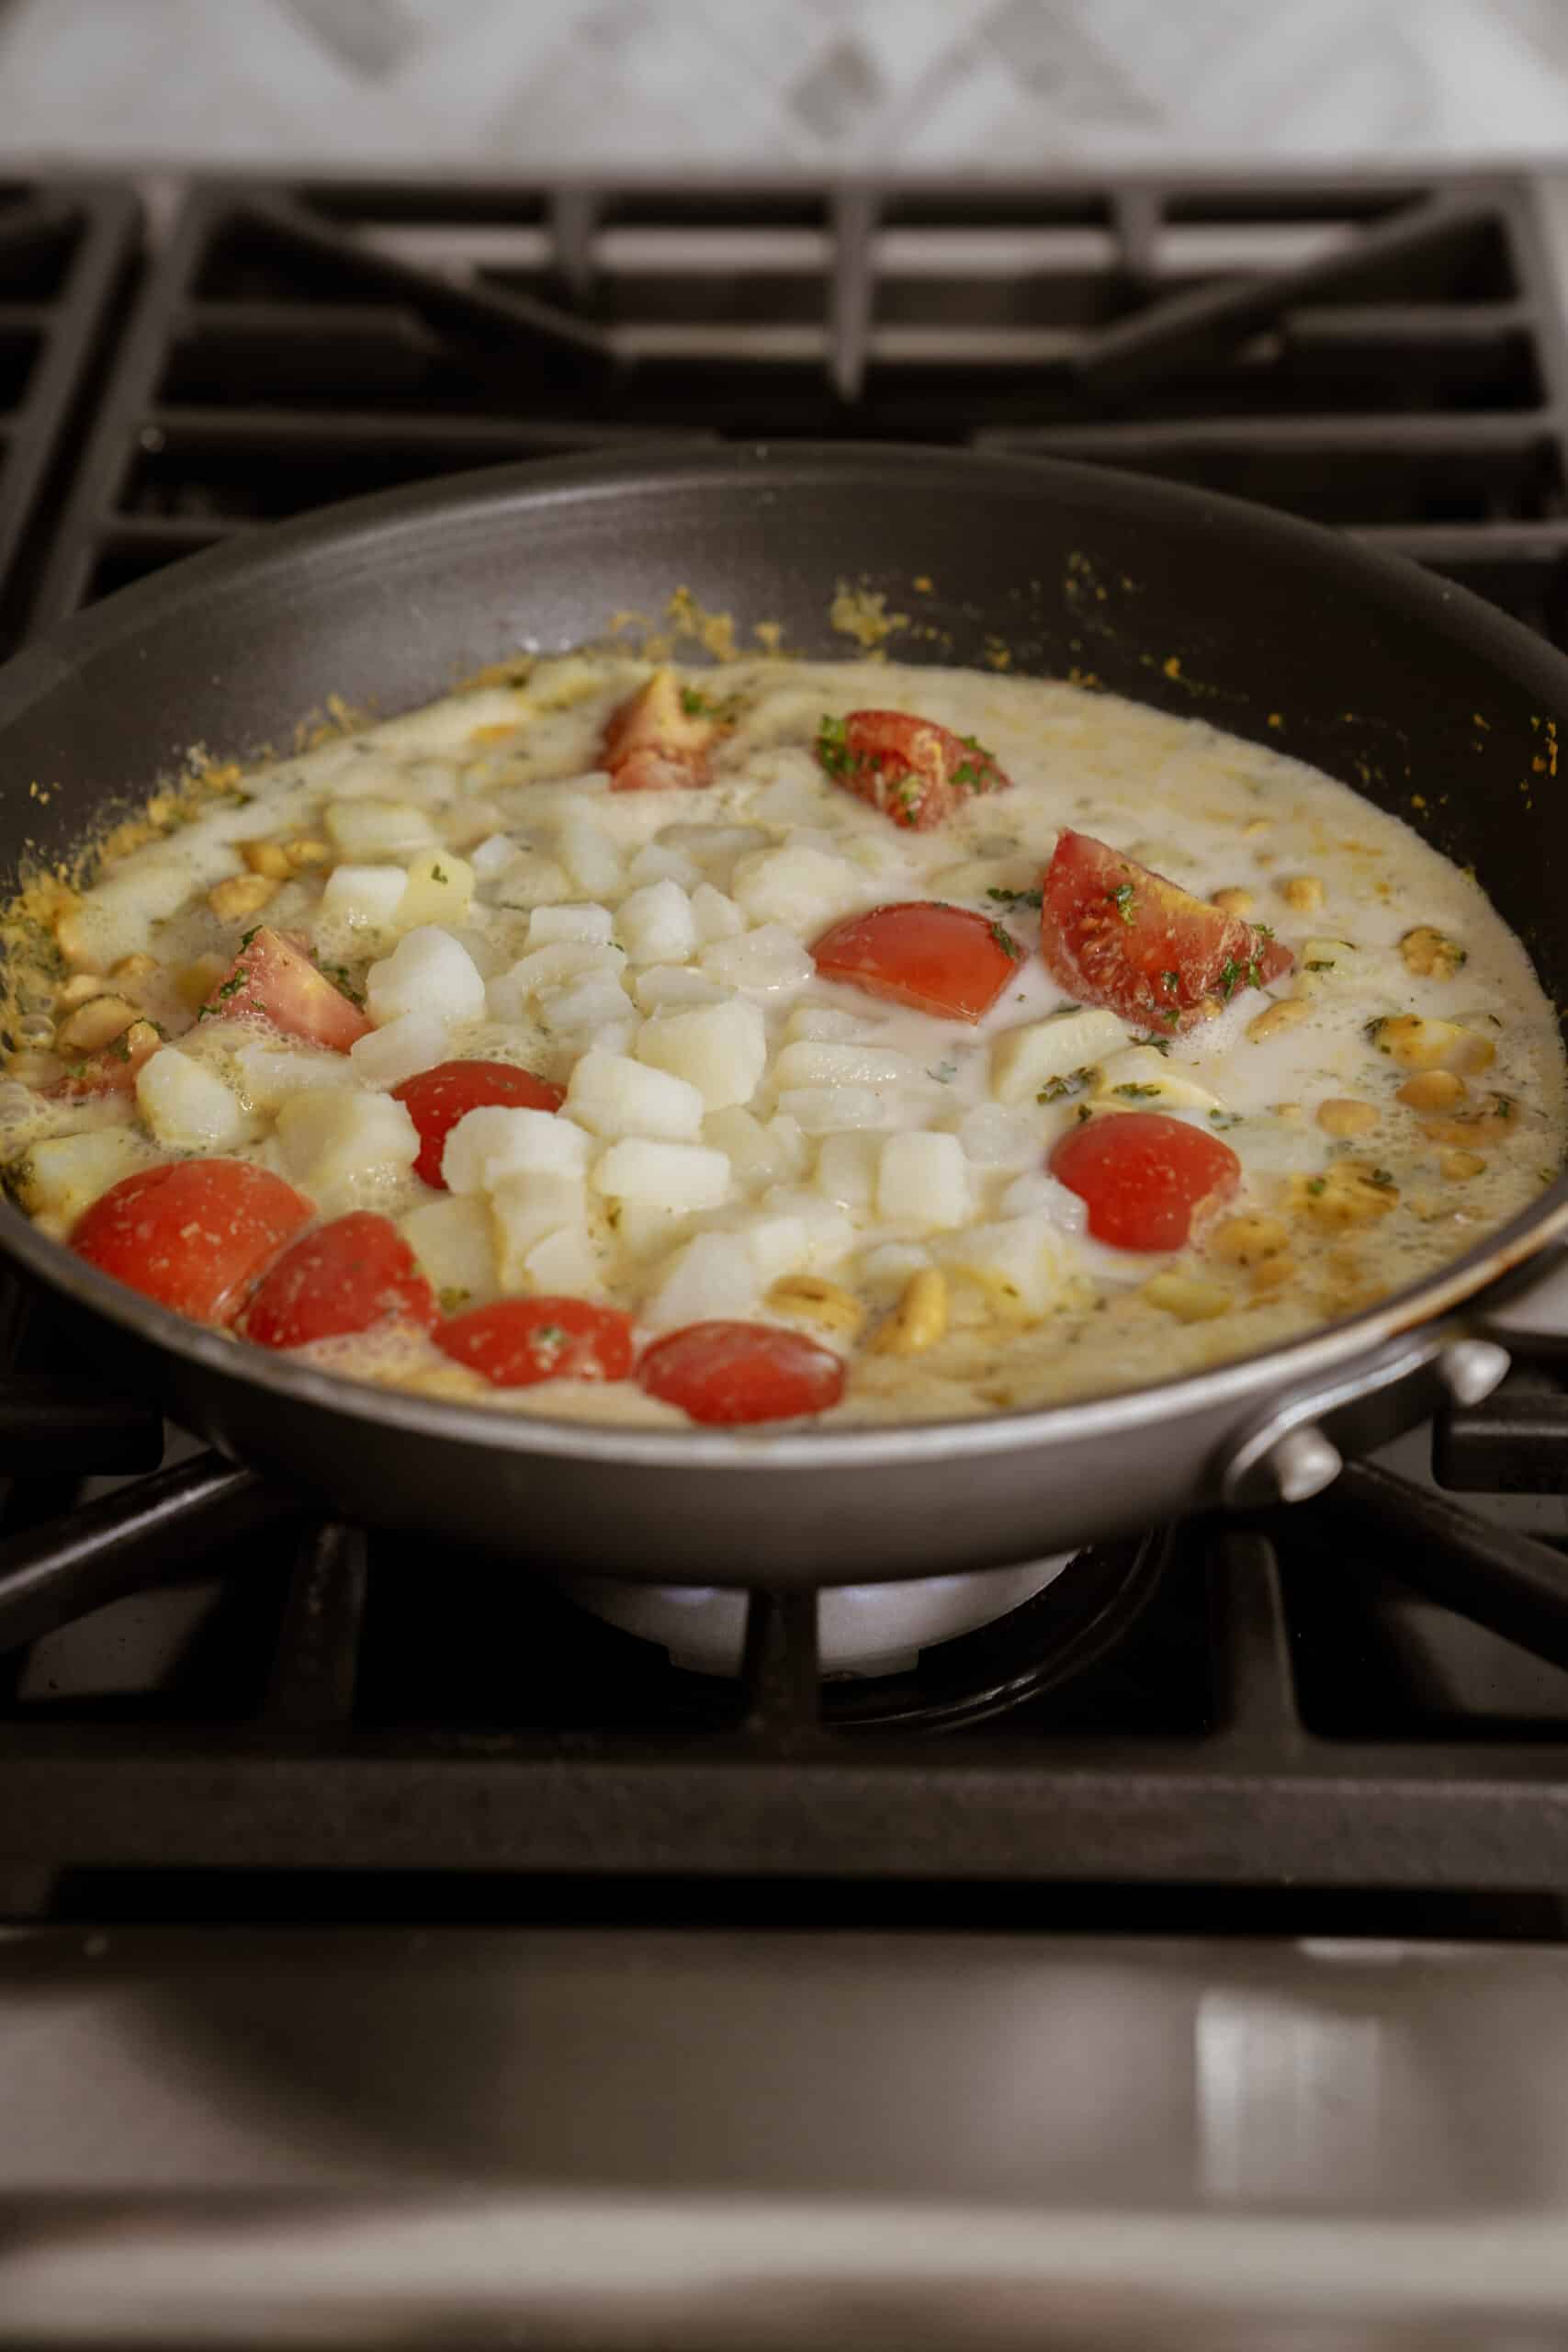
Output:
top-left (14, 171), bottom-right (1568, 641)
top-left (0, 180), bottom-right (138, 655)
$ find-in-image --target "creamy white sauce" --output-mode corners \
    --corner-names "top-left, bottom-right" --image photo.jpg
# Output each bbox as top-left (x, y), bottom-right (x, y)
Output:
top-left (14, 654), bottom-right (1565, 1426)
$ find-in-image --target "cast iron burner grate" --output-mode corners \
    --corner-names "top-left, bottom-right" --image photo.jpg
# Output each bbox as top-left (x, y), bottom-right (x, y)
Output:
top-left (6, 170), bottom-right (1568, 1908)
top-left (14, 169), bottom-right (1568, 639)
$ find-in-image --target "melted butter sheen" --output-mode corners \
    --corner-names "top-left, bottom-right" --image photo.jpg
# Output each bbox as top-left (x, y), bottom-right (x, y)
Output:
top-left (22, 656), bottom-right (1567, 1427)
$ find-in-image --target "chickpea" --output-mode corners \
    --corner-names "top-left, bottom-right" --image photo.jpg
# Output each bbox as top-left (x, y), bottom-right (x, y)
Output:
top-left (208, 872), bottom-right (279, 922)
top-left (55, 995), bottom-right (136, 1055)
top-left (1141, 1272), bottom-right (1230, 1323)
top-left (1439, 1150), bottom-right (1487, 1182)
top-left (1247, 996), bottom-right (1312, 1042)
top-left (1420, 1092), bottom-right (1519, 1148)
top-left (1367, 1015), bottom-right (1495, 1075)
top-left (1207, 1212), bottom-right (1291, 1268)
top-left (870, 1269), bottom-right (948, 1356)
top-left (1400, 925), bottom-right (1466, 979)
top-left (1396, 1069), bottom-right (1467, 1112)
top-left (1295, 1159), bottom-right (1401, 1228)
top-left (1316, 1098), bottom-right (1379, 1138)
top-left (1278, 874), bottom-right (1325, 913)
top-left (768, 1275), bottom-right (865, 1340)
top-left (241, 840), bottom-right (293, 880)
top-left (1211, 887), bottom-right (1253, 917)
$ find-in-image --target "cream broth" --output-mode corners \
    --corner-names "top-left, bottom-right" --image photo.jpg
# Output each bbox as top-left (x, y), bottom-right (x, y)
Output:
top-left (6, 655), bottom-right (1563, 1427)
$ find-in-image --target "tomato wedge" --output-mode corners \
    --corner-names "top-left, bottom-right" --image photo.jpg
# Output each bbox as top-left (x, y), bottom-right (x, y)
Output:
top-left (815, 709), bottom-right (1010, 830)
top-left (812, 901), bottom-right (1021, 1022)
top-left (70, 1159), bottom-right (312, 1324)
top-left (391, 1059), bottom-right (567, 1190)
top-left (638, 1319), bottom-right (845, 1425)
top-left (1040, 831), bottom-right (1293, 1035)
top-left (201, 925), bottom-right (370, 1051)
top-left (1049, 1111), bottom-right (1241, 1251)
top-left (434, 1296), bottom-right (635, 1387)
top-left (602, 668), bottom-right (720, 792)
top-left (239, 1212), bottom-right (437, 1349)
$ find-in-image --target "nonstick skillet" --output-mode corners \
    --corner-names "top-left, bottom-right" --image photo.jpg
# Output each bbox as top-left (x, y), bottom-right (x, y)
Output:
top-left (0, 444), bottom-right (1563, 1584)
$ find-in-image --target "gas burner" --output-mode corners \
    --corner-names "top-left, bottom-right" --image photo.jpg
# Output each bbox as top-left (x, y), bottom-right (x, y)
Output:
top-left (561, 1532), bottom-right (1173, 1732)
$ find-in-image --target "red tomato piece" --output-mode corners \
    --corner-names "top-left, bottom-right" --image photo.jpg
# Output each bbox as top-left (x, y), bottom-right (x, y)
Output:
top-left (434, 1296), bottom-right (635, 1388)
top-left (201, 925), bottom-right (370, 1051)
top-left (239, 1212), bottom-right (437, 1349)
top-left (637, 1319), bottom-right (845, 1426)
top-left (1040, 831), bottom-right (1292, 1036)
top-left (53, 1019), bottom-right (163, 1100)
top-left (812, 900), bottom-right (1021, 1023)
top-left (391, 1059), bottom-right (567, 1190)
top-left (1049, 1111), bottom-right (1241, 1252)
top-left (70, 1159), bottom-right (312, 1324)
top-left (815, 708), bottom-right (1010, 830)
top-left (602, 668), bottom-right (720, 792)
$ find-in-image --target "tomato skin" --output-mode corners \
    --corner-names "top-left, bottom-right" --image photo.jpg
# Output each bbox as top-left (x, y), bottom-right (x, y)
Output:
top-left (202, 926), bottom-right (370, 1051)
top-left (1049, 1111), bottom-right (1241, 1251)
top-left (603, 670), bottom-right (718, 792)
top-left (812, 900), bottom-right (1021, 1022)
top-left (816, 709), bottom-right (1010, 830)
top-left (1041, 831), bottom-right (1293, 1035)
top-left (239, 1212), bottom-right (437, 1349)
top-left (70, 1159), bottom-right (313, 1324)
top-left (434, 1296), bottom-right (635, 1387)
top-left (638, 1319), bottom-right (845, 1425)
top-left (391, 1059), bottom-right (567, 1190)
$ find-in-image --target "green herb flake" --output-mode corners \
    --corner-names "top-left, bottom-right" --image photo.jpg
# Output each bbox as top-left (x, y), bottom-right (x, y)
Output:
top-left (1209, 1110), bottom-right (1242, 1130)
top-left (437, 1287), bottom-right (470, 1315)
top-left (1076, 1102), bottom-right (1093, 1123)
top-left (989, 922), bottom-right (1022, 960)
top-left (986, 886), bottom-right (1043, 910)
top-left (430, 863), bottom-right (448, 885)
top-left (1160, 969), bottom-right (1179, 997)
top-left (1369, 1167), bottom-right (1396, 1189)
top-left (1306, 1176), bottom-right (1327, 1197)
top-left (816, 714), bottom-right (852, 777)
top-left (1038, 1067), bottom-right (1093, 1105)
top-left (928, 1058), bottom-right (959, 1084)
top-left (1305, 959), bottom-right (1336, 973)
top-left (1140, 1035), bottom-right (1173, 1055)
top-left (1113, 1082), bottom-right (1162, 1099)
top-left (1218, 959), bottom-right (1242, 1001)
top-left (1110, 882), bottom-right (1136, 925)
top-left (680, 686), bottom-right (714, 718)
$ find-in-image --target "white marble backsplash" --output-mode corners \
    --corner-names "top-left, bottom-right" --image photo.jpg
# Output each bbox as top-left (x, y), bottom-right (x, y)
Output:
top-left (0, 0), bottom-right (1564, 173)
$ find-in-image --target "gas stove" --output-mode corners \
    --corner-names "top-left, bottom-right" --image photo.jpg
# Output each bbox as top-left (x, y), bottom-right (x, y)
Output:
top-left (6, 165), bottom-right (1568, 2346)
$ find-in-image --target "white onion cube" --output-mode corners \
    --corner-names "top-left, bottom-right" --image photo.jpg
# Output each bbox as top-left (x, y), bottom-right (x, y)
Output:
top-left (632, 965), bottom-right (731, 1013)
top-left (567, 1050), bottom-right (705, 1141)
top-left (730, 842), bottom-right (861, 931)
top-left (443, 1105), bottom-right (590, 1194)
top-left (367, 926), bottom-right (487, 1027)
top-left (776, 1085), bottom-right (892, 1135)
top-left (877, 1131), bottom-right (970, 1229)
top-left (957, 1101), bottom-right (1043, 1170)
top-left (524, 1222), bottom-right (604, 1296)
top-left (321, 864), bottom-right (408, 930)
top-left (398, 1194), bottom-right (497, 1307)
top-left (636, 999), bottom-right (766, 1111)
top-left (397, 849), bottom-right (475, 932)
top-left (526, 902), bottom-right (614, 948)
top-left (349, 1012), bottom-right (450, 1090)
top-left (990, 1007), bottom-right (1128, 1104)
top-left (615, 878), bottom-right (698, 965)
top-left (644, 1233), bottom-right (761, 1329)
top-left (233, 1042), bottom-right (364, 1110)
top-left (490, 1172), bottom-right (590, 1291)
top-left (592, 1138), bottom-right (731, 1212)
top-left (10, 1128), bottom-right (151, 1227)
top-left (626, 842), bottom-right (701, 891)
top-left (134, 1049), bottom-right (252, 1153)
top-left (556, 811), bottom-right (625, 898)
top-left (276, 1089), bottom-right (420, 1204)
top-left (814, 1130), bottom-right (881, 1212)
top-left (772, 1040), bottom-right (919, 1090)
top-left (699, 924), bottom-right (815, 995)
top-left (784, 1005), bottom-right (863, 1043)
top-left (690, 882), bottom-right (746, 944)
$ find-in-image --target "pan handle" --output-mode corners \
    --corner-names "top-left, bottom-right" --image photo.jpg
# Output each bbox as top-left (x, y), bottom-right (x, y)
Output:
top-left (1218, 1327), bottom-right (1510, 1511)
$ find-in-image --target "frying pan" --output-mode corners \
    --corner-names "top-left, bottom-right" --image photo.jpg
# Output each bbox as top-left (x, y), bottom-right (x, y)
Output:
top-left (0, 444), bottom-right (1563, 1585)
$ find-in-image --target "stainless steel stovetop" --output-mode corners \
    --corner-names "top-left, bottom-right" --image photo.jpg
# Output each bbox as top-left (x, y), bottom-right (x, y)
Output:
top-left (6, 163), bottom-right (1568, 2348)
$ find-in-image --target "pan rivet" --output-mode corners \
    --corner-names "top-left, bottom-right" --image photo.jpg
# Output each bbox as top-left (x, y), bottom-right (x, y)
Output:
top-left (1267, 1424), bottom-right (1343, 1505)
top-left (1436, 1340), bottom-right (1511, 1408)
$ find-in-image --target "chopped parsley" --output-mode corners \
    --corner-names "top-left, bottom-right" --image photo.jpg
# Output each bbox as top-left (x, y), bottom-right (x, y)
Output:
top-left (989, 922), bottom-right (1022, 960)
top-left (534, 1323), bottom-right (567, 1352)
top-left (1305, 959), bottom-right (1336, 973)
top-left (1306, 1176), bottom-right (1327, 1197)
top-left (1159, 969), bottom-right (1179, 997)
top-left (430, 863), bottom-right (448, 885)
top-left (437, 1286), bottom-right (470, 1315)
top-left (1368, 1167), bottom-right (1396, 1189)
top-left (953, 763), bottom-right (981, 788)
top-left (987, 886), bottom-right (1043, 910)
top-left (816, 714), bottom-right (853, 777)
top-left (318, 962), bottom-right (365, 1008)
top-left (1494, 1092), bottom-right (1517, 1119)
top-left (1109, 882), bottom-right (1136, 925)
top-left (1113, 1081), bottom-right (1162, 1099)
top-left (928, 1058), bottom-right (959, 1084)
top-left (1140, 1035), bottom-right (1172, 1055)
top-left (1209, 1110), bottom-right (1242, 1130)
top-left (1218, 959), bottom-right (1242, 1001)
top-left (680, 686), bottom-right (715, 718)
top-left (1038, 1067), bottom-right (1093, 1104)
top-left (1076, 1102), bottom-right (1093, 1123)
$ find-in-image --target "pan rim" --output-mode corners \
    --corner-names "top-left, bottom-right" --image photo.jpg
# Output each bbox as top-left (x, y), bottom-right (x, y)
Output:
top-left (2, 439), bottom-right (1566, 1467)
